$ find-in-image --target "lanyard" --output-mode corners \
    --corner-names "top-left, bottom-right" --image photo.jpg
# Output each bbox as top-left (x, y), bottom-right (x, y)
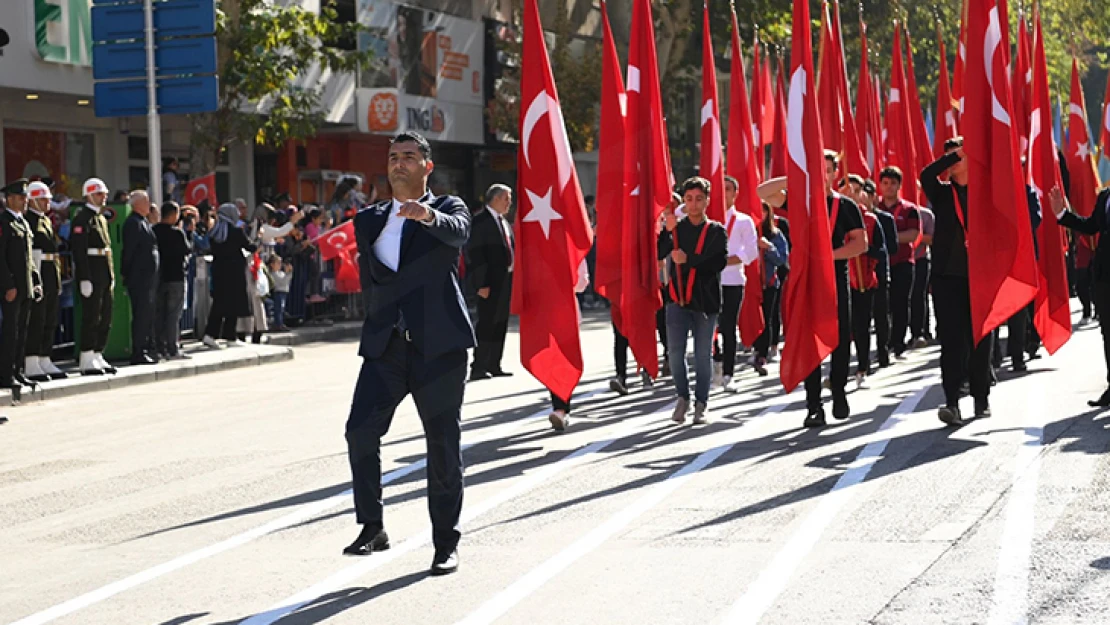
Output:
top-left (726, 212), bottom-right (736, 238)
top-left (669, 220), bottom-right (711, 306)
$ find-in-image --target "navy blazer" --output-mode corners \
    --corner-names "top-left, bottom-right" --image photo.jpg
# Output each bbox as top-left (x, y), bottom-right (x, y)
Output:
top-left (121, 212), bottom-right (160, 289)
top-left (355, 192), bottom-right (476, 360)
top-left (1060, 189), bottom-right (1110, 283)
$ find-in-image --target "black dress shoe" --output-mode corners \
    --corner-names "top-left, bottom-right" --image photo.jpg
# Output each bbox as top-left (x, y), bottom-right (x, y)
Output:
top-left (974, 398), bottom-right (992, 418)
top-left (1011, 361), bottom-right (1028, 373)
top-left (130, 354), bottom-right (156, 365)
top-left (1088, 390), bottom-right (1110, 408)
top-left (938, 405), bottom-right (965, 426)
top-left (342, 525), bottom-right (390, 556)
top-left (469, 371), bottom-right (492, 382)
top-left (803, 408), bottom-right (827, 428)
top-left (14, 373), bottom-right (36, 387)
top-left (48, 370), bottom-right (68, 380)
top-left (103, 363), bottom-right (118, 374)
top-left (489, 370), bottom-right (513, 378)
top-left (430, 549), bottom-right (459, 576)
top-left (832, 394), bottom-right (850, 420)
top-left (28, 373), bottom-right (51, 383)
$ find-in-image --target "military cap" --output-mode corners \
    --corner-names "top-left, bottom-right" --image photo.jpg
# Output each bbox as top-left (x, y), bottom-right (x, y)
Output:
top-left (0, 178), bottom-right (29, 196)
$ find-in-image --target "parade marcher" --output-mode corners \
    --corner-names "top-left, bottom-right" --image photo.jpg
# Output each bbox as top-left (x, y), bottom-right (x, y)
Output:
top-left (70, 178), bottom-right (117, 375)
top-left (202, 203), bottom-right (256, 348)
top-left (759, 151), bottom-right (868, 427)
top-left (1050, 185), bottom-right (1110, 406)
top-left (910, 205), bottom-right (936, 347)
top-left (24, 181), bottom-right (67, 381)
top-left (659, 177), bottom-right (729, 425)
top-left (121, 190), bottom-right (160, 365)
top-left (467, 183), bottom-right (515, 381)
top-left (344, 132), bottom-right (473, 576)
top-left (1005, 185), bottom-right (1044, 373)
top-left (0, 179), bottom-right (43, 389)
top-left (866, 180), bottom-right (898, 368)
top-left (844, 176), bottom-right (887, 386)
top-left (751, 203), bottom-right (789, 377)
top-left (548, 259), bottom-right (591, 432)
top-left (920, 138), bottom-right (994, 425)
top-left (876, 167), bottom-right (921, 359)
top-left (717, 176), bottom-right (760, 392)
top-left (152, 202), bottom-right (192, 359)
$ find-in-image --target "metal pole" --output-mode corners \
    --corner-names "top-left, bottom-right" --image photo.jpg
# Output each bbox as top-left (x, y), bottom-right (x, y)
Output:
top-left (144, 0), bottom-right (163, 204)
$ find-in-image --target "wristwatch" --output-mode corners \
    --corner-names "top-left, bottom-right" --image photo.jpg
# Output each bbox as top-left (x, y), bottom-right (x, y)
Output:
top-left (420, 210), bottom-right (436, 225)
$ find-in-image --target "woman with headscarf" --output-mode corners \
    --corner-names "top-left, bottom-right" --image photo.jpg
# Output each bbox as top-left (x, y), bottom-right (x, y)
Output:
top-left (202, 203), bottom-right (255, 349)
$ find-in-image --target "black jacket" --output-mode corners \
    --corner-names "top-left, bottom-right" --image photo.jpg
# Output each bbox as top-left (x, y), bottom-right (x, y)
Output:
top-left (467, 208), bottom-right (513, 290)
top-left (657, 217), bottom-right (729, 314)
top-left (26, 209), bottom-right (60, 288)
top-left (0, 211), bottom-right (40, 297)
top-left (153, 223), bottom-right (192, 282)
top-left (1059, 188), bottom-right (1110, 283)
top-left (920, 151), bottom-right (970, 278)
top-left (122, 212), bottom-right (159, 289)
top-left (355, 193), bottom-right (476, 360)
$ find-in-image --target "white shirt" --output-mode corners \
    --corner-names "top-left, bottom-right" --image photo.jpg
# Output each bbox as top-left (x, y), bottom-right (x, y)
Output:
top-left (6, 208), bottom-right (23, 222)
top-left (373, 199), bottom-right (407, 271)
top-left (720, 207), bottom-right (760, 286)
top-left (259, 221), bottom-right (295, 245)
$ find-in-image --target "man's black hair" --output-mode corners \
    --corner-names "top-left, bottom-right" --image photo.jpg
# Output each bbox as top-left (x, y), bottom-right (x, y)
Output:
top-left (391, 132), bottom-right (432, 160)
top-left (681, 176), bottom-right (712, 196)
top-left (879, 166), bottom-right (903, 184)
top-left (723, 175), bottom-right (740, 189)
top-left (944, 136), bottom-right (964, 151)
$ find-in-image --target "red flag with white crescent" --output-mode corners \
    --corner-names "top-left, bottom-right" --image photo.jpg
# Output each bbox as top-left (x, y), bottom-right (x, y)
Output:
top-left (1101, 71), bottom-right (1110, 159)
top-left (1065, 58), bottom-right (1100, 219)
top-left (770, 58), bottom-right (789, 180)
top-left (699, 4), bottom-right (726, 224)
top-left (184, 173), bottom-right (217, 207)
top-left (887, 26), bottom-right (918, 202)
top-left (750, 35), bottom-right (768, 178)
top-left (595, 1), bottom-right (626, 329)
top-left (903, 28), bottom-right (934, 201)
top-left (934, 35), bottom-right (959, 158)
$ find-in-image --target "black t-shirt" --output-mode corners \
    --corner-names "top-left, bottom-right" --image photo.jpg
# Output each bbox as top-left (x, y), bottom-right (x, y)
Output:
top-left (782, 194), bottom-right (865, 282)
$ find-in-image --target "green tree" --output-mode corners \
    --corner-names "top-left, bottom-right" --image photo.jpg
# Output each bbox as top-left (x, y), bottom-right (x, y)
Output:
top-left (187, 0), bottom-right (371, 178)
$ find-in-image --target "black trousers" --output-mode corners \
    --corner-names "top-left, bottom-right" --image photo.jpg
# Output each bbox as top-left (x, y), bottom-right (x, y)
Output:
top-left (473, 272), bottom-right (512, 375)
top-left (346, 335), bottom-right (467, 554)
top-left (805, 278), bottom-right (851, 410)
top-left (889, 263), bottom-right (915, 353)
top-left (204, 293), bottom-right (239, 340)
top-left (80, 279), bottom-right (113, 352)
top-left (873, 274), bottom-right (891, 365)
top-left (26, 267), bottom-right (60, 357)
top-left (932, 276), bottom-right (994, 406)
top-left (1006, 307), bottom-right (1029, 366)
top-left (851, 288), bottom-right (876, 374)
top-left (753, 286), bottom-right (781, 359)
top-left (717, 285), bottom-right (744, 377)
top-left (656, 292), bottom-right (669, 358)
top-left (613, 321), bottom-right (629, 383)
top-left (1094, 282), bottom-right (1110, 386)
top-left (0, 295), bottom-right (31, 379)
top-left (127, 283), bottom-right (155, 359)
top-left (551, 391), bottom-right (571, 413)
top-left (911, 258), bottom-right (932, 340)
top-left (1078, 265), bottom-right (1093, 318)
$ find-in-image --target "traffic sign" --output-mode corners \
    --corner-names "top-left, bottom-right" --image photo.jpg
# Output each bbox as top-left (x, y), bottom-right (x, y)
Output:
top-left (94, 75), bottom-right (218, 117)
top-left (93, 38), bottom-right (217, 80)
top-left (92, 0), bottom-right (216, 42)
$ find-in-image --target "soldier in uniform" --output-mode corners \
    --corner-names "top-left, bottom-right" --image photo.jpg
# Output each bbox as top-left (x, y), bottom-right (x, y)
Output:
top-left (70, 178), bottom-right (117, 375)
top-left (0, 179), bottom-right (43, 389)
top-left (24, 181), bottom-right (68, 381)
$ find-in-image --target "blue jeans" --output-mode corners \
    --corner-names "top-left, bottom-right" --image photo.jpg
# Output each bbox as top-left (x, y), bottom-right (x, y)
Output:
top-left (665, 303), bottom-right (718, 405)
top-left (273, 291), bottom-right (288, 327)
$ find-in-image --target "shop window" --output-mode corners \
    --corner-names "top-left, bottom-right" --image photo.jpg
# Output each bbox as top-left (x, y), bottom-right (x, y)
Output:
top-left (3, 128), bottom-right (95, 200)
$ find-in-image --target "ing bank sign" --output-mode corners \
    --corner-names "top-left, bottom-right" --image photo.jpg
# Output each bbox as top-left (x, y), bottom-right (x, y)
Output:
top-left (34, 0), bottom-right (94, 66)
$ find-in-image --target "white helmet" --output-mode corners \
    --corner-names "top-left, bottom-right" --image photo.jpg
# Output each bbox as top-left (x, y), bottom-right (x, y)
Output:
top-left (27, 181), bottom-right (52, 200)
top-left (83, 178), bottom-right (109, 197)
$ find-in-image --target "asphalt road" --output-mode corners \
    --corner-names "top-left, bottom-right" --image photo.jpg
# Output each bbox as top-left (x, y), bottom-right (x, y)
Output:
top-left (2, 307), bottom-right (1109, 625)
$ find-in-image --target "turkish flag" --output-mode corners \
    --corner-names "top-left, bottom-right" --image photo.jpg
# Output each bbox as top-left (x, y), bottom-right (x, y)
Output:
top-left (1101, 72), bottom-right (1110, 158)
top-left (621, 0), bottom-right (673, 380)
top-left (699, 6), bottom-right (726, 224)
top-left (887, 26), bottom-right (919, 203)
top-left (762, 54), bottom-right (775, 157)
top-left (1012, 15), bottom-right (1033, 156)
top-left (829, 4), bottom-right (868, 180)
top-left (315, 220), bottom-right (361, 294)
top-left (595, 1), bottom-right (626, 330)
top-left (779, 0), bottom-right (837, 393)
top-left (750, 37), bottom-right (768, 179)
top-left (817, 7), bottom-right (841, 154)
top-left (903, 28), bottom-right (934, 199)
top-left (184, 173), bottom-right (217, 208)
top-left (953, 0), bottom-right (969, 118)
top-left (1028, 12), bottom-right (1071, 355)
top-left (727, 6), bottom-right (765, 346)
top-left (857, 21), bottom-right (883, 174)
top-left (769, 58), bottom-right (789, 179)
top-left (934, 34), bottom-right (959, 158)
top-left (1065, 58), bottom-right (1100, 219)
top-left (512, 0), bottom-right (595, 402)
top-left (964, 0), bottom-right (1039, 342)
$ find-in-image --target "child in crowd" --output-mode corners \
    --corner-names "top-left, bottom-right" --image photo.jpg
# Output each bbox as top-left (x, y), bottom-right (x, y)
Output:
top-left (269, 254), bottom-right (293, 331)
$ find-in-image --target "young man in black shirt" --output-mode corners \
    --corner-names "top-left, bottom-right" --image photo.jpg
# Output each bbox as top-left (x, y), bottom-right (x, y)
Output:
top-left (152, 202), bottom-right (193, 359)
top-left (759, 151), bottom-right (868, 427)
top-left (658, 177), bottom-right (729, 425)
top-left (866, 179), bottom-right (899, 368)
top-left (920, 137), bottom-right (994, 426)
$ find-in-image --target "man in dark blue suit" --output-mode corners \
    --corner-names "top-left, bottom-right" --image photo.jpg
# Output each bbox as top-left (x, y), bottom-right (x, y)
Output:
top-left (343, 132), bottom-right (475, 576)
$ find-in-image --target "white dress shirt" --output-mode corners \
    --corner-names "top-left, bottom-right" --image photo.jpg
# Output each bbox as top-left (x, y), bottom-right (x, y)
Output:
top-left (721, 207), bottom-right (760, 286)
top-left (373, 199), bottom-right (407, 271)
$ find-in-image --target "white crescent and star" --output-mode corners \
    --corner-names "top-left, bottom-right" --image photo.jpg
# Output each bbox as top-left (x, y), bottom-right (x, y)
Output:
top-left (190, 183), bottom-right (210, 203)
top-left (523, 187), bottom-right (562, 239)
top-left (984, 7), bottom-right (1012, 127)
top-left (521, 85), bottom-right (578, 241)
top-left (787, 67), bottom-right (810, 210)
top-left (701, 99), bottom-right (721, 174)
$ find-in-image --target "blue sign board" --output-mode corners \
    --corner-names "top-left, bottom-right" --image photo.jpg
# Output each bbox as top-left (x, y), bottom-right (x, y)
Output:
top-left (94, 75), bottom-right (219, 117)
top-left (92, 0), bottom-right (217, 43)
top-left (93, 38), bottom-right (217, 80)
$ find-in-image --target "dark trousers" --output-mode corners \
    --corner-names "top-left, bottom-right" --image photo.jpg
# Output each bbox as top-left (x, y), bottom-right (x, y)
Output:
top-left (851, 288), bottom-right (876, 374)
top-left (204, 294), bottom-right (239, 340)
top-left (933, 276), bottom-right (994, 406)
top-left (911, 258), bottom-right (932, 340)
top-left (889, 263), bottom-right (915, 353)
top-left (472, 273), bottom-right (512, 375)
top-left (346, 336), bottom-right (467, 554)
top-left (717, 285), bottom-right (744, 377)
top-left (1078, 265), bottom-right (1093, 318)
top-left (873, 275), bottom-right (891, 365)
top-left (155, 281), bottom-right (186, 355)
top-left (0, 295), bottom-right (31, 379)
top-left (128, 283), bottom-right (155, 359)
top-left (26, 268), bottom-right (60, 357)
top-left (805, 279), bottom-right (851, 410)
top-left (656, 303), bottom-right (669, 359)
top-left (80, 280), bottom-right (113, 352)
top-left (753, 286), bottom-right (781, 359)
top-left (613, 321), bottom-right (629, 383)
top-left (1094, 282), bottom-right (1110, 385)
top-left (551, 391), bottom-right (571, 413)
top-left (1006, 307), bottom-right (1029, 366)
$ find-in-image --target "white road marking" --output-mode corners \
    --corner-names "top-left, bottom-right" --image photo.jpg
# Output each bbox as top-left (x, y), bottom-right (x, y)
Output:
top-left (6, 386), bottom-right (609, 625)
top-left (451, 402), bottom-right (792, 625)
top-left (986, 384), bottom-right (1046, 625)
top-left (719, 380), bottom-right (937, 625)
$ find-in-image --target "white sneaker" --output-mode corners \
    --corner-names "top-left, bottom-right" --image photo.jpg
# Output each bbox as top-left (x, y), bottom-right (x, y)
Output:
top-left (725, 379), bottom-right (744, 394)
top-left (719, 375), bottom-right (732, 390)
top-left (202, 336), bottom-right (224, 350)
top-left (548, 410), bottom-right (569, 432)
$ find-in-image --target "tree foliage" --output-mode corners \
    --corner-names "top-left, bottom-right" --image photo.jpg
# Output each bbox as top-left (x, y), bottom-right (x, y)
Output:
top-left (187, 0), bottom-right (371, 176)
